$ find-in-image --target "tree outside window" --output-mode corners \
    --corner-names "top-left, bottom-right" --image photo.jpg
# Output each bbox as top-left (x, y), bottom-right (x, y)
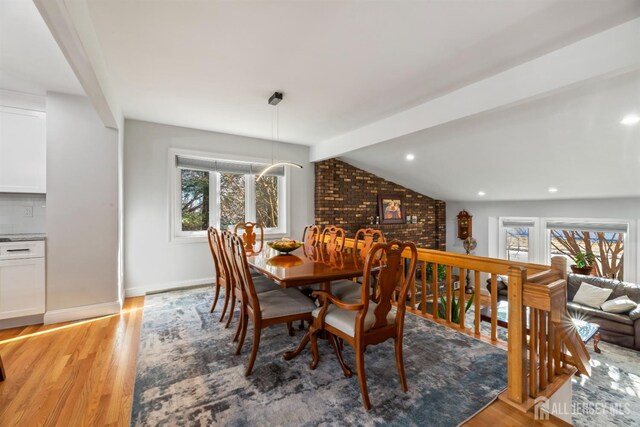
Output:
top-left (550, 230), bottom-right (624, 280)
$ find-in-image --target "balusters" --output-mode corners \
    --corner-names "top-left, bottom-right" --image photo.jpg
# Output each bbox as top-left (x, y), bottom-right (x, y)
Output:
top-left (529, 308), bottom-right (538, 398)
top-left (459, 268), bottom-right (466, 329)
top-left (445, 266), bottom-right (452, 323)
top-left (474, 270), bottom-right (481, 336)
top-left (490, 275), bottom-right (498, 341)
top-left (538, 310), bottom-right (547, 390)
top-left (420, 261), bottom-right (427, 315)
top-left (432, 263), bottom-right (439, 319)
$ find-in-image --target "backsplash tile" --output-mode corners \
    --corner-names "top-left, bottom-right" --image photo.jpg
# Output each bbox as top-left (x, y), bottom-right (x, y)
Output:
top-left (0, 194), bottom-right (46, 234)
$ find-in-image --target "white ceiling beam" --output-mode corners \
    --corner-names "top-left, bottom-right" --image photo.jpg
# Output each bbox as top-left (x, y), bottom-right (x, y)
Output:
top-left (33, 0), bottom-right (121, 129)
top-left (310, 17), bottom-right (640, 162)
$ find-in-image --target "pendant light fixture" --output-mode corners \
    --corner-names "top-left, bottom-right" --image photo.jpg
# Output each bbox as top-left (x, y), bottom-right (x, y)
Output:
top-left (257, 92), bottom-right (303, 181)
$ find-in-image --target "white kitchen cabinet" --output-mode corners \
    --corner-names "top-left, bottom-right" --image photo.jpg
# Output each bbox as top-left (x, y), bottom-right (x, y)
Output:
top-left (0, 241), bottom-right (45, 320)
top-left (0, 106), bottom-right (46, 193)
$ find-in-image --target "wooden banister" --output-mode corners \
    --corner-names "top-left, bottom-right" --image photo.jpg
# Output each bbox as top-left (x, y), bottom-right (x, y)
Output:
top-left (336, 237), bottom-right (589, 414)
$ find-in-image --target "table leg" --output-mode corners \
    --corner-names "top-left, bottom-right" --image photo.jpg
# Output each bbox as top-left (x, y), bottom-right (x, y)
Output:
top-left (283, 331), bottom-right (310, 361)
top-left (593, 332), bottom-right (601, 354)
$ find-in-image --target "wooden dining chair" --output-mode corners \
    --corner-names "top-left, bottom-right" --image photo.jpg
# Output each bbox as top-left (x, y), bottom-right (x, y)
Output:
top-left (309, 240), bottom-right (418, 409)
top-left (221, 230), bottom-right (278, 329)
top-left (0, 353), bottom-right (5, 381)
top-left (227, 233), bottom-right (317, 376)
top-left (302, 224), bottom-right (321, 246)
top-left (207, 227), bottom-right (232, 320)
top-left (320, 225), bottom-right (345, 253)
top-left (234, 222), bottom-right (264, 254)
top-left (331, 228), bottom-right (385, 302)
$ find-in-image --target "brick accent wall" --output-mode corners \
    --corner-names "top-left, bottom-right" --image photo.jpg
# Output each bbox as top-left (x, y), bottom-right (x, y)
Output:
top-left (315, 159), bottom-right (446, 250)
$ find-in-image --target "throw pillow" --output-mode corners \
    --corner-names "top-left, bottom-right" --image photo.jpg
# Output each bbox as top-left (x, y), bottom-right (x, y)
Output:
top-left (573, 282), bottom-right (613, 309)
top-left (601, 295), bottom-right (638, 314)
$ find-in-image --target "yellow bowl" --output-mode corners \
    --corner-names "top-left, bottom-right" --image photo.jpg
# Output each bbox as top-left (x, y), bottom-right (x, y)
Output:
top-left (267, 240), bottom-right (303, 254)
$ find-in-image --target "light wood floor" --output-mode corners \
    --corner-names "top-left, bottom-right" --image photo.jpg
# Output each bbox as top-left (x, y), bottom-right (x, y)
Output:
top-left (0, 296), bottom-right (563, 426)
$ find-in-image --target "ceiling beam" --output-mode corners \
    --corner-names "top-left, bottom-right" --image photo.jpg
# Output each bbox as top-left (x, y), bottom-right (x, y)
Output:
top-left (310, 17), bottom-right (640, 162)
top-left (34, 0), bottom-right (121, 129)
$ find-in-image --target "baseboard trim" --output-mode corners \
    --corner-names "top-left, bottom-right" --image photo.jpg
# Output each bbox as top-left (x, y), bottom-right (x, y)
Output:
top-left (125, 277), bottom-right (214, 298)
top-left (44, 300), bottom-right (122, 325)
top-left (0, 314), bottom-right (44, 330)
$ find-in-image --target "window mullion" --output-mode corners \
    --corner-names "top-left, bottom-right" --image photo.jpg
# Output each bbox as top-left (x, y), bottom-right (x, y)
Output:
top-left (246, 174), bottom-right (256, 222)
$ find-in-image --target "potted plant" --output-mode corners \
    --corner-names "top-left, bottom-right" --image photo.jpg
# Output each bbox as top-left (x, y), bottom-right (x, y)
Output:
top-left (438, 293), bottom-right (474, 324)
top-left (570, 252), bottom-right (596, 275)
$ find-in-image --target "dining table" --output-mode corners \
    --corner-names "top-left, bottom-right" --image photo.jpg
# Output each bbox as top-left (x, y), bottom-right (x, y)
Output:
top-left (246, 243), bottom-right (363, 360)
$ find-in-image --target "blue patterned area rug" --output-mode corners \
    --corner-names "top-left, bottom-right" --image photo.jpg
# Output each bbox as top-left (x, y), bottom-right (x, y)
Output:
top-left (131, 287), bottom-right (508, 426)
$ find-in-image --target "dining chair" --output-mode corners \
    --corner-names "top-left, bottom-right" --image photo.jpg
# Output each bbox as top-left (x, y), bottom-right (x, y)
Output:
top-left (302, 224), bottom-right (321, 246)
top-left (0, 353), bottom-right (5, 381)
top-left (320, 225), bottom-right (345, 253)
top-left (234, 221), bottom-right (264, 254)
top-left (309, 240), bottom-right (418, 409)
top-left (227, 233), bottom-right (317, 376)
top-left (221, 230), bottom-right (279, 329)
top-left (331, 228), bottom-right (385, 302)
top-left (207, 227), bottom-right (232, 320)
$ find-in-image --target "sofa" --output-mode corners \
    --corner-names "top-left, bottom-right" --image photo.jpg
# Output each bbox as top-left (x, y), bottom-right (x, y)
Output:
top-left (487, 274), bottom-right (640, 350)
top-left (567, 274), bottom-right (640, 350)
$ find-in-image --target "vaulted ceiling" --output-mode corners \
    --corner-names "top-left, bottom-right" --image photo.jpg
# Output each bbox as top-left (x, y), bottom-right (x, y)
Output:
top-left (5, 0), bottom-right (640, 201)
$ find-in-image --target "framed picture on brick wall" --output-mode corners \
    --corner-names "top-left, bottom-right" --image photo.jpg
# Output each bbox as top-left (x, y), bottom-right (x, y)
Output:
top-left (378, 194), bottom-right (405, 224)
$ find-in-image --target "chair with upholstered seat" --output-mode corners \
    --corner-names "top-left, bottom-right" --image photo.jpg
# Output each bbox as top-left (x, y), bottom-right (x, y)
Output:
top-left (309, 240), bottom-right (418, 409)
top-left (234, 222), bottom-right (264, 254)
top-left (227, 233), bottom-right (317, 376)
top-left (302, 224), bottom-right (321, 246)
top-left (221, 230), bottom-right (279, 330)
top-left (320, 225), bottom-right (345, 253)
top-left (331, 228), bottom-right (385, 302)
top-left (207, 227), bottom-right (233, 320)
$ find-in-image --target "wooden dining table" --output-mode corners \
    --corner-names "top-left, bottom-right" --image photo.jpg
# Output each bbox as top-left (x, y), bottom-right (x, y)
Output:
top-left (246, 244), bottom-right (363, 360)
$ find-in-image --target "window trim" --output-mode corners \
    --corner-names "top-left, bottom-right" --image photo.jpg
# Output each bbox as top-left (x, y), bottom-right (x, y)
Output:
top-left (168, 148), bottom-right (289, 243)
top-left (493, 216), bottom-right (636, 282)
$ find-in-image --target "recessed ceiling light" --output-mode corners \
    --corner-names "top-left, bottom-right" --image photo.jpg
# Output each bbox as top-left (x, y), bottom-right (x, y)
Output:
top-left (477, 191), bottom-right (486, 196)
top-left (548, 187), bottom-right (558, 193)
top-left (405, 154), bottom-right (415, 161)
top-left (620, 114), bottom-right (640, 126)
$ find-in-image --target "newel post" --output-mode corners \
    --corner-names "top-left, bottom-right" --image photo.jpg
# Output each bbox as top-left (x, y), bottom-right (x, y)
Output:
top-left (507, 266), bottom-right (528, 403)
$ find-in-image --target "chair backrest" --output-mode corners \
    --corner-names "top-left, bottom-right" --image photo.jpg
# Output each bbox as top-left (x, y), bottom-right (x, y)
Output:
top-left (207, 227), bottom-right (229, 285)
top-left (227, 232), bottom-right (260, 314)
top-left (234, 222), bottom-right (264, 254)
top-left (354, 228), bottom-right (385, 264)
top-left (358, 240), bottom-right (418, 335)
top-left (302, 224), bottom-right (321, 246)
top-left (321, 225), bottom-right (345, 253)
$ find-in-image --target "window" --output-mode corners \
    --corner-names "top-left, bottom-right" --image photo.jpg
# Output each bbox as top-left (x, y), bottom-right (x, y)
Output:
top-left (546, 220), bottom-right (627, 280)
top-left (496, 217), bottom-right (633, 281)
top-left (174, 153), bottom-right (287, 239)
top-left (498, 218), bottom-right (538, 263)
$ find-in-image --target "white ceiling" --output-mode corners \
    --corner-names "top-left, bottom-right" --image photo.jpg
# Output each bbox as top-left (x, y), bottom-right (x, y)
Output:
top-left (83, 0), bottom-right (640, 145)
top-left (0, 0), bottom-right (82, 96)
top-left (342, 69), bottom-right (640, 202)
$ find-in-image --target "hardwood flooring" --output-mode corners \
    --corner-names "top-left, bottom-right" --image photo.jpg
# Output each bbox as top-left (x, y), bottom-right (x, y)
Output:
top-left (0, 297), bottom-right (144, 427)
top-left (0, 296), bottom-right (563, 426)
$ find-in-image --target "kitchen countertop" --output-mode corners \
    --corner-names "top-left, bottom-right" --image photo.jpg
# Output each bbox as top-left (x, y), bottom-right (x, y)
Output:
top-left (0, 233), bottom-right (46, 242)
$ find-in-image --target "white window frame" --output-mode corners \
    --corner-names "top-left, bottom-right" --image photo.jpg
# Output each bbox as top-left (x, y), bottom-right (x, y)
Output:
top-left (542, 217), bottom-right (635, 282)
top-left (494, 216), bottom-right (636, 282)
top-left (169, 148), bottom-right (289, 243)
top-left (497, 217), bottom-right (541, 264)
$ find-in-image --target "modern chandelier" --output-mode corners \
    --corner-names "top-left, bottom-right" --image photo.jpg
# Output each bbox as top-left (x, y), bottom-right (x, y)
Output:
top-left (257, 91), bottom-right (303, 181)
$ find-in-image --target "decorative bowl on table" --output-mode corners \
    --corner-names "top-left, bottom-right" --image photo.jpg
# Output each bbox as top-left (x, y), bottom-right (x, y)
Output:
top-left (267, 239), bottom-right (303, 255)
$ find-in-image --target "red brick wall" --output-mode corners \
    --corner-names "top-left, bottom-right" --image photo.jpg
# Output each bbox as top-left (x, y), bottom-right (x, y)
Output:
top-left (315, 159), bottom-right (446, 250)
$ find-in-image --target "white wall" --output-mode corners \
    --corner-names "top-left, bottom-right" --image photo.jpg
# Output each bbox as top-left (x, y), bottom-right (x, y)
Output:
top-left (447, 197), bottom-right (640, 281)
top-left (123, 119), bottom-right (314, 296)
top-left (45, 92), bottom-right (120, 321)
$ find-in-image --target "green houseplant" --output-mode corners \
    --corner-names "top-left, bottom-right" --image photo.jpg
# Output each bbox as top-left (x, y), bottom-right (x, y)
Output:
top-left (438, 293), bottom-right (474, 324)
top-left (571, 252), bottom-right (596, 275)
